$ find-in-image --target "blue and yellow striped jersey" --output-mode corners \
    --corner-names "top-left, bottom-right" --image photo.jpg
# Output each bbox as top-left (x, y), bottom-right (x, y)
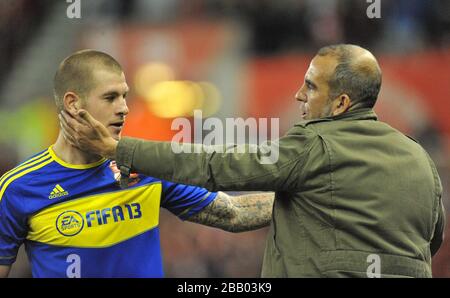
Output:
top-left (0, 146), bottom-right (217, 277)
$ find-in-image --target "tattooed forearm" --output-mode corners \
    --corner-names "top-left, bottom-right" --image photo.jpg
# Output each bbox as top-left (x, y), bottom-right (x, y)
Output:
top-left (187, 191), bottom-right (274, 233)
top-left (229, 192), bottom-right (275, 232)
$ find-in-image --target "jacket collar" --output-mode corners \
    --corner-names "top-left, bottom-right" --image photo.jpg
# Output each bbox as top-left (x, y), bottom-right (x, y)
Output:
top-left (294, 108), bottom-right (378, 127)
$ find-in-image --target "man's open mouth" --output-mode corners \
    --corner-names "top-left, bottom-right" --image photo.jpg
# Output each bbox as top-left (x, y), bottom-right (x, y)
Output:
top-left (110, 122), bottom-right (124, 128)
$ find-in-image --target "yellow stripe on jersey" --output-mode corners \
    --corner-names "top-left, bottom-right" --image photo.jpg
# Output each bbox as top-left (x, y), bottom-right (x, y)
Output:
top-left (0, 150), bottom-right (49, 186)
top-left (48, 146), bottom-right (106, 170)
top-left (0, 152), bottom-right (52, 201)
top-left (27, 182), bottom-right (162, 248)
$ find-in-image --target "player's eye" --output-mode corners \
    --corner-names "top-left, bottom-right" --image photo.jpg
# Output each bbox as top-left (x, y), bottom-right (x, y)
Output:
top-left (105, 96), bottom-right (116, 101)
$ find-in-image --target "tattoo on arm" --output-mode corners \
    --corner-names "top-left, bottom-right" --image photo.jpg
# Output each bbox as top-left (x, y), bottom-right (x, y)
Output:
top-left (187, 191), bottom-right (274, 233)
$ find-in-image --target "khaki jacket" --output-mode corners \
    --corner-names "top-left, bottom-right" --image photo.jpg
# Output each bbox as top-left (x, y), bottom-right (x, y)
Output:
top-left (117, 109), bottom-right (445, 277)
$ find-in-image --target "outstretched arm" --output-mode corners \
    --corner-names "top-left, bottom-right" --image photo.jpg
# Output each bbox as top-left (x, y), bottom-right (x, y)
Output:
top-left (186, 192), bottom-right (274, 233)
top-left (60, 109), bottom-right (313, 192)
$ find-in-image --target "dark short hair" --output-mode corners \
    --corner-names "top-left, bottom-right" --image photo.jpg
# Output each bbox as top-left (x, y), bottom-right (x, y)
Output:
top-left (317, 44), bottom-right (382, 108)
top-left (53, 50), bottom-right (123, 111)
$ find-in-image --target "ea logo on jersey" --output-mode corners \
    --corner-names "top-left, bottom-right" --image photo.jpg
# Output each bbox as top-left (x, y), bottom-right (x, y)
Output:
top-left (56, 211), bottom-right (84, 236)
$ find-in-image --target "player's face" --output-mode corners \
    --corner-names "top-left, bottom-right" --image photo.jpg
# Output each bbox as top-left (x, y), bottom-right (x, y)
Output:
top-left (82, 69), bottom-right (129, 140)
top-left (295, 55), bottom-right (337, 120)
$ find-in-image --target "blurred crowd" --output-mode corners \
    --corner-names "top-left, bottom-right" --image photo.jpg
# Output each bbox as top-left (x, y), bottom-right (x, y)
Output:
top-left (1, 0), bottom-right (449, 92)
top-left (209, 0), bottom-right (450, 54)
top-left (159, 208), bottom-right (268, 277)
top-left (76, 0), bottom-right (450, 53)
top-left (0, 0), bottom-right (52, 86)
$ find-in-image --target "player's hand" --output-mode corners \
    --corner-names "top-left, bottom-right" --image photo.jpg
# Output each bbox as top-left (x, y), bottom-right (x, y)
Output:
top-left (59, 109), bottom-right (118, 159)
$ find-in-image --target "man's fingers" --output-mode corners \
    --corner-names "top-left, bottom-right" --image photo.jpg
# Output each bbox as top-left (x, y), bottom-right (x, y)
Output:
top-left (77, 109), bottom-right (113, 139)
top-left (59, 115), bottom-right (84, 150)
top-left (74, 111), bottom-right (91, 126)
top-left (59, 114), bottom-right (78, 140)
top-left (60, 112), bottom-right (78, 135)
top-left (62, 129), bottom-right (76, 146)
top-left (77, 109), bottom-right (98, 127)
top-left (61, 110), bottom-right (78, 128)
top-left (62, 109), bottom-right (90, 127)
top-left (59, 120), bottom-right (77, 146)
top-left (62, 110), bottom-right (88, 130)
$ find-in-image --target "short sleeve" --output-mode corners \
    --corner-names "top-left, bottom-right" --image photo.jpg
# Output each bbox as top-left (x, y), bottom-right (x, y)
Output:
top-left (0, 186), bottom-right (27, 265)
top-left (160, 180), bottom-right (217, 220)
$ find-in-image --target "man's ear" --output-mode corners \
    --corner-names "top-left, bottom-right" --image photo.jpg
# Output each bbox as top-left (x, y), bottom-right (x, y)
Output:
top-left (63, 92), bottom-right (81, 114)
top-left (331, 94), bottom-right (351, 116)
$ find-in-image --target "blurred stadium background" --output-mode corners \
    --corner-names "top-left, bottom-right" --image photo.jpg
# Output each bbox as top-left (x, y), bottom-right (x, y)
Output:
top-left (0, 0), bottom-right (449, 277)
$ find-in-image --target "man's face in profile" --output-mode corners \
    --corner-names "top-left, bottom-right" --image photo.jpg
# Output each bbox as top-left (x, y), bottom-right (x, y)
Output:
top-left (81, 69), bottom-right (129, 141)
top-left (295, 55), bottom-right (337, 120)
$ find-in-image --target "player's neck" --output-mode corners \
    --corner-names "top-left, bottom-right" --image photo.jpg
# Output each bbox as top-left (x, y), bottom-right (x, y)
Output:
top-left (52, 133), bottom-right (104, 165)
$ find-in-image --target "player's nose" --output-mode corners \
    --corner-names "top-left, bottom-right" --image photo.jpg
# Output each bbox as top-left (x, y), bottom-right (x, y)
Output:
top-left (117, 98), bottom-right (129, 116)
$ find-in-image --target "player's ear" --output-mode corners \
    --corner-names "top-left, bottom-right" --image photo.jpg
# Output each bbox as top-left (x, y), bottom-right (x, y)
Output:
top-left (331, 94), bottom-right (351, 116)
top-left (63, 92), bottom-right (81, 114)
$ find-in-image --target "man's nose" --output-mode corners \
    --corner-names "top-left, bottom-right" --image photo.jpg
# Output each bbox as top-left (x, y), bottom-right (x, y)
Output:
top-left (295, 89), bottom-right (307, 102)
top-left (117, 98), bottom-right (129, 116)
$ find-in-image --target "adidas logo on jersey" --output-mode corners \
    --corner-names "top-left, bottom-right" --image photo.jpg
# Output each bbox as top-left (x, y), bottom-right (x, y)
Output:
top-left (49, 184), bottom-right (69, 199)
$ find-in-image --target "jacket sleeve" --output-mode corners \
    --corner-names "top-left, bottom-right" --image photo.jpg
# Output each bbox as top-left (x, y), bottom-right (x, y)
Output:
top-left (425, 151), bottom-right (446, 257)
top-left (430, 197), bottom-right (446, 257)
top-left (116, 128), bottom-right (317, 192)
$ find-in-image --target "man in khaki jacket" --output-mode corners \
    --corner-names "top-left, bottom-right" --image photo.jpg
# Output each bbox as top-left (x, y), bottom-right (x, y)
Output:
top-left (61, 44), bottom-right (445, 277)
